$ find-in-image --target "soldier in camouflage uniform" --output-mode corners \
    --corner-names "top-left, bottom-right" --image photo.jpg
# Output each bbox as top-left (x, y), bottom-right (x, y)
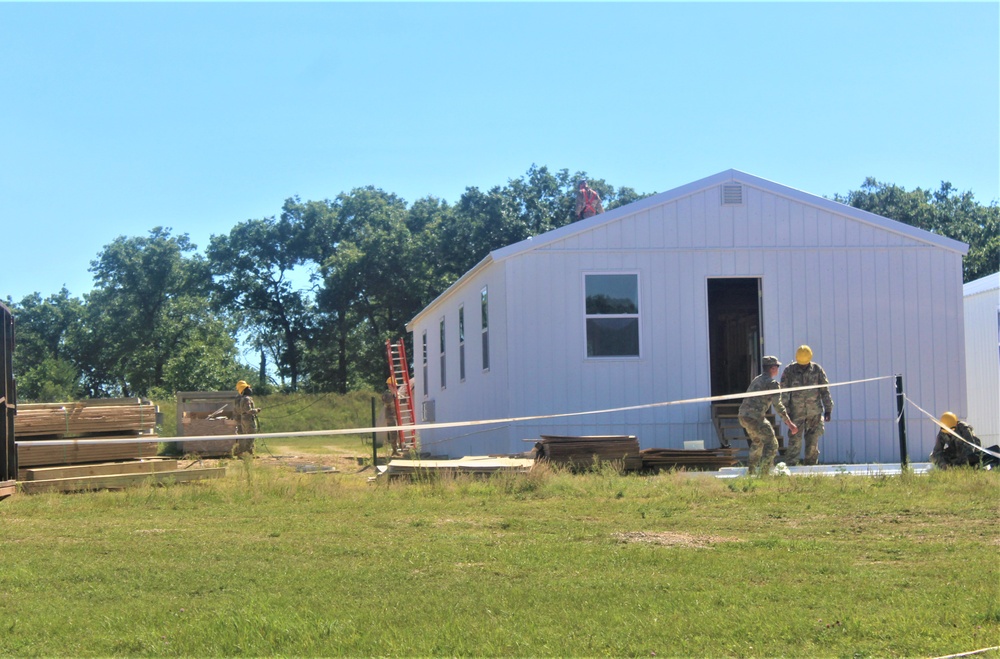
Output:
top-left (738, 356), bottom-right (797, 475)
top-left (780, 345), bottom-right (833, 466)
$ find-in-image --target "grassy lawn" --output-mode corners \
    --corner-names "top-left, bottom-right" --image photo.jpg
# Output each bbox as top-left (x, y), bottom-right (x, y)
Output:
top-left (0, 460), bottom-right (997, 657)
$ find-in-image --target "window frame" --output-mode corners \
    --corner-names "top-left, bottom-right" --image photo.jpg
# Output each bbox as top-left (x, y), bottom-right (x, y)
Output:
top-left (583, 271), bottom-right (642, 359)
top-left (481, 286), bottom-right (490, 372)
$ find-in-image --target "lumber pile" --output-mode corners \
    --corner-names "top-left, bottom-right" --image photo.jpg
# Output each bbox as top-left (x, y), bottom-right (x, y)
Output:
top-left (16, 398), bottom-right (160, 467)
top-left (10, 398), bottom-right (227, 495)
top-left (16, 399), bottom-right (157, 438)
top-left (0, 480), bottom-right (14, 501)
top-left (640, 447), bottom-right (740, 471)
top-left (533, 435), bottom-right (643, 472)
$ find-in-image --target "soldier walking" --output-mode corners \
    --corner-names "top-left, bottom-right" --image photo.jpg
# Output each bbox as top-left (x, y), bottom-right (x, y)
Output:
top-left (738, 356), bottom-right (798, 475)
top-left (780, 345), bottom-right (833, 466)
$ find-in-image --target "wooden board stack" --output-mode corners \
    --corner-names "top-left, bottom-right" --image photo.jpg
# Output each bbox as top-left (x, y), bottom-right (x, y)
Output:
top-left (639, 447), bottom-right (740, 471)
top-left (16, 398), bottom-right (159, 468)
top-left (13, 398), bottom-right (225, 494)
top-left (533, 435), bottom-right (643, 472)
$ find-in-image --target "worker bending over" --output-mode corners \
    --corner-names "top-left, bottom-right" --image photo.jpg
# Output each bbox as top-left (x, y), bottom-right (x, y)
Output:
top-left (738, 356), bottom-right (798, 475)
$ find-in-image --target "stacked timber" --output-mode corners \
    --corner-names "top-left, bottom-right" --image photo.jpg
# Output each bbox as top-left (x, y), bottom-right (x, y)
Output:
top-left (0, 480), bottom-right (14, 500)
top-left (16, 399), bottom-right (160, 467)
top-left (639, 447), bottom-right (739, 471)
top-left (533, 435), bottom-right (643, 472)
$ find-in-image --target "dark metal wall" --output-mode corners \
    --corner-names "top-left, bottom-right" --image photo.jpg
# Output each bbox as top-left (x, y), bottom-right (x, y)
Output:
top-left (1, 302), bottom-right (16, 481)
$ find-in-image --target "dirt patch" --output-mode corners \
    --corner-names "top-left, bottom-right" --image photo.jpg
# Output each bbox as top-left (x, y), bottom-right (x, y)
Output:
top-left (613, 530), bottom-right (739, 548)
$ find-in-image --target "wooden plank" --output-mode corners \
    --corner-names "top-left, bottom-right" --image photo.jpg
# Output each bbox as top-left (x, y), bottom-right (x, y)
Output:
top-left (20, 467), bottom-right (226, 494)
top-left (0, 480), bottom-right (15, 500)
top-left (20, 459), bottom-right (177, 481)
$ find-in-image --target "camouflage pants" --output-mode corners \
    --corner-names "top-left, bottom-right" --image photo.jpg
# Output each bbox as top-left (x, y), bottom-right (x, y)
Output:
top-left (739, 416), bottom-right (778, 475)
top-left (785, 415), bottom-right (824, 466)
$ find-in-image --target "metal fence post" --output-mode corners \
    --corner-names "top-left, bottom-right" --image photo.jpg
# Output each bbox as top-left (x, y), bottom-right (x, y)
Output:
top-left (895, 374), bottom-right (908, 468)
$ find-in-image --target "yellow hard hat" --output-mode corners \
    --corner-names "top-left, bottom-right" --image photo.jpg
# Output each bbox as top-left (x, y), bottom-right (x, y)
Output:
top-left (386, 376), bottom-right (395, 386)
top-left (940, 412), bottom-right (958, 429)
top-left (795, 345), bottom-right (813, 366)
top-left (236, 380), bottom-right (249, 395)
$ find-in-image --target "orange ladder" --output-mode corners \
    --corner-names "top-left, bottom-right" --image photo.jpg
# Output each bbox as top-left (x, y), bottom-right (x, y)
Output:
top-left (385, 338), bottom-right (418, 451)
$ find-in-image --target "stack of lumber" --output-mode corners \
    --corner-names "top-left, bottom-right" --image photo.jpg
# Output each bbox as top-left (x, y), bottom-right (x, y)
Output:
top-left (0, 480), bottom-right (14, 500)
top-left (18, 459), bottom-right (225, 494)
top-left (16, 399), bottom-right (159, 467)
top-left (533, 435), bottom-right (643, 472)
top-left (16, 399), bottom-right (157, 437)
top-left (640, 447), bottom-right (740, 471)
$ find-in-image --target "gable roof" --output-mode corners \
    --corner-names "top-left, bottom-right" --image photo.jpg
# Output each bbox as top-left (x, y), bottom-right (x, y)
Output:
top-left (408, 169), bottom-right (969, 329)
top-left (492, 168), bottom-right (968, 261)
top-left (964, 272), bottom-right (999, 297)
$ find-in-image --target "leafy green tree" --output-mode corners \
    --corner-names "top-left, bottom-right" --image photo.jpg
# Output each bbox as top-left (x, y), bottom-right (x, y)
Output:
top-left (312, 187), bottom-right (424, 391)
top-left (207, 214), bottom-right (317, 391)
top-left (7, 288), bottom-right (86, 401)
top-left (836, 178), bottom-right (999, 282)
top-left (78, 227), bottom-right (241, 397)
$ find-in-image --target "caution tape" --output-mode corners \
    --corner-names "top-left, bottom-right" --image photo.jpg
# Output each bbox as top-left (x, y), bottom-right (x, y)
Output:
top-left (14, 375), bottom-right (893, 447)
top-left (904, 396), bottom-right (1000, 460)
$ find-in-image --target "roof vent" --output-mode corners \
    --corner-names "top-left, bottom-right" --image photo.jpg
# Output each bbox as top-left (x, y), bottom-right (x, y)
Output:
top-left (721, 183), bottom-right (743, 205)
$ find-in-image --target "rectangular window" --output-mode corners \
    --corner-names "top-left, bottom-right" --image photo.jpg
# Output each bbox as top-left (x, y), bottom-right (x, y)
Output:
top-left (585, 273), bottom-right (640, 357)
top-left (458, 305), bottom-right (466, 382)
top-left (421, 331), bottom-right (428, 397)
top-left (481, 287), bottom-right (490, 371)
top-left (439, 318), bottom-right (446, 389)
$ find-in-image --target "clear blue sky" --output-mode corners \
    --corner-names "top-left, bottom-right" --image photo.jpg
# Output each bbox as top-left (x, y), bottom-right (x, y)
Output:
top-left (2, 2), bottom-right (997, 305)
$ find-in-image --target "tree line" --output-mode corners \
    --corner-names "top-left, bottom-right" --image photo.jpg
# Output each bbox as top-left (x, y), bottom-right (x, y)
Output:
top-left (5, 166), bottom-right (997, 402)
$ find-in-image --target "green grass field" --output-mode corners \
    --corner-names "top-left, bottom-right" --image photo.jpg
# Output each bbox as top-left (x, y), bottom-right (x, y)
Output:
top-left (1, 459), bottom-right (997, 657)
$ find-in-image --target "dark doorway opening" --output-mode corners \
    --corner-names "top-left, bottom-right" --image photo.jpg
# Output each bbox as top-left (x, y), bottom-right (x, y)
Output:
top-left (707, 278), bottom-right (762, 397)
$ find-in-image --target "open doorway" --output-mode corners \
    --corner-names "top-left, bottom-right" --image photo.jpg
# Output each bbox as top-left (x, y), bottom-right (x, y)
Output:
top-left (707, 278), bottom-right (762, 397)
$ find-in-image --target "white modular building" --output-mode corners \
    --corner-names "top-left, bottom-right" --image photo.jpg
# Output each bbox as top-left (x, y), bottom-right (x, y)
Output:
top-left (406, 170), bottom-right (968, 464)
top-left (963, 273), bottom-right (999, 446)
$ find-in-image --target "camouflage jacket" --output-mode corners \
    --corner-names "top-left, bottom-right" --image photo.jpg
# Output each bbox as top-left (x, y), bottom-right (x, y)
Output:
top-left (780, 362), bottom-right (833, 418)
top-left (738, 373), bottom-right (790, 422)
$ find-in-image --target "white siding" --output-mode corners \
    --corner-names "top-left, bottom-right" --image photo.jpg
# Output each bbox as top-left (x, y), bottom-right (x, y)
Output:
top-left (964, 275), bottom-right (1000, 445)
top-left (408, 174), bottom-right (968, 463)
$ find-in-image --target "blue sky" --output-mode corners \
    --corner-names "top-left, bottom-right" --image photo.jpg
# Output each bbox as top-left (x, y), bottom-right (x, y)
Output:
top-left (2, 2), bottom-right (997, 305)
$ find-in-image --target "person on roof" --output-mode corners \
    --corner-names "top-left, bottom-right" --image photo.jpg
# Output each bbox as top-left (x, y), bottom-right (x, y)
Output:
top-left (574, 179), bottom-right (605, 221)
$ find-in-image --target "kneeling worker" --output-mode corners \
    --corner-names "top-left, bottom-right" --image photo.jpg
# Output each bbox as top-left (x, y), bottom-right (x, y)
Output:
top-left (930, 412), bottom-right (982, 469)
top-left (738, 356), bottom-right (798, 475)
